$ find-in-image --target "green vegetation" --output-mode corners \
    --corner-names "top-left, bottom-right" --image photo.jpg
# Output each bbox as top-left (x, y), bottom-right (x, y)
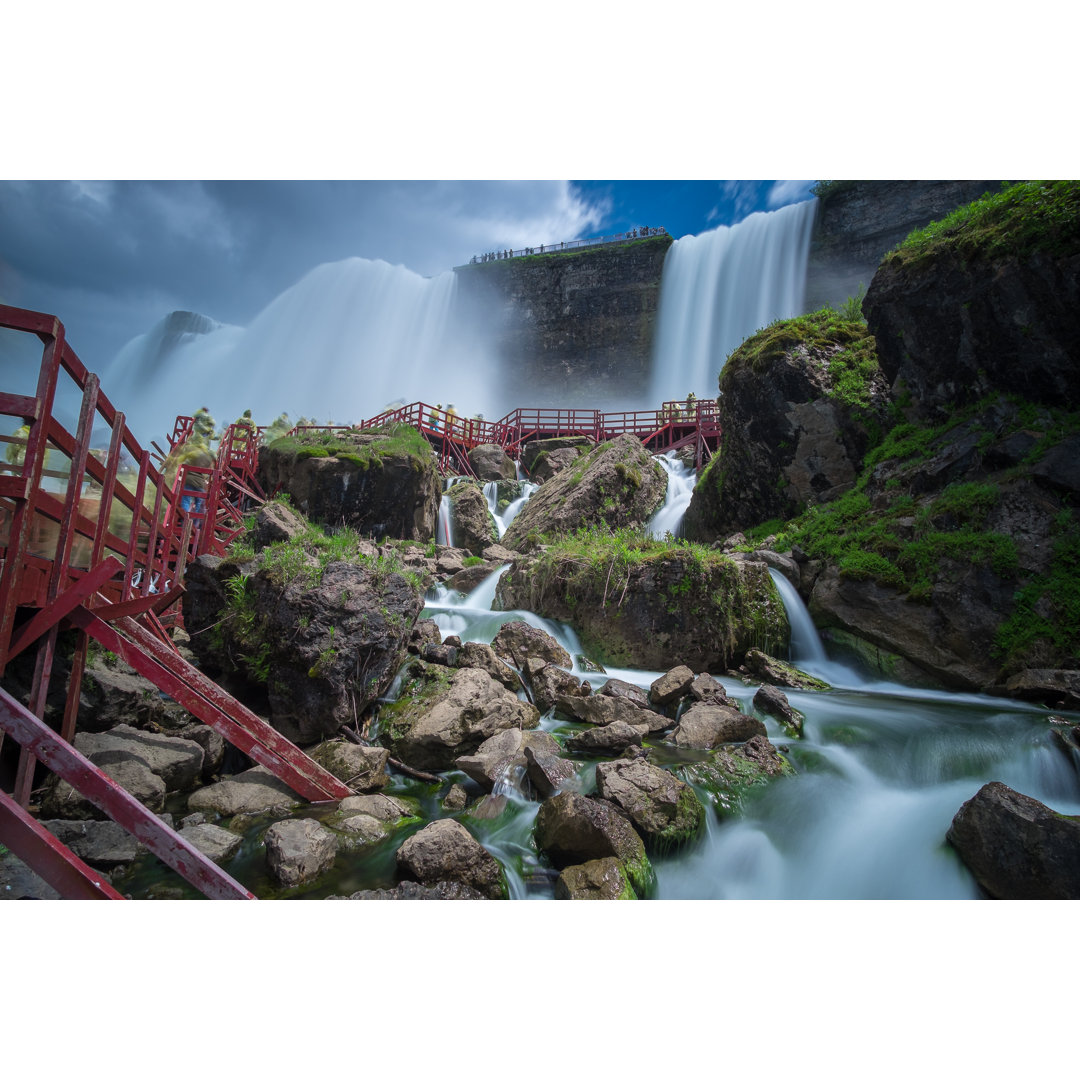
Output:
top-left (887, 181), bottom-right (1080, 269)
top-left (993, 509), bottom-right (1080, 669)
top-left (810, 180), bottom-right (859, 200)
top-left (266, 421), bottom-right (433, 473)
top-left (722, 306), bottom-right (882, 411)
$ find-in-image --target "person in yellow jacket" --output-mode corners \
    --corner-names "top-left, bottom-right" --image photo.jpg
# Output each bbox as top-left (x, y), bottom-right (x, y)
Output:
top-left (445, 404), bottom-right (459, 436)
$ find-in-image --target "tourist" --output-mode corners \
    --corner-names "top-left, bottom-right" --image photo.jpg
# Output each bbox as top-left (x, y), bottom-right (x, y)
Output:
top-left (431, 404), bottom-right (442, 432)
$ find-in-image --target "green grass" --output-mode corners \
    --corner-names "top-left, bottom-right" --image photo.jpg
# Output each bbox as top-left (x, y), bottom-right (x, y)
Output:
top-left (887, 181), bottom-right (1080, 269)
top-left (266, 421), bottom-right (433, 472)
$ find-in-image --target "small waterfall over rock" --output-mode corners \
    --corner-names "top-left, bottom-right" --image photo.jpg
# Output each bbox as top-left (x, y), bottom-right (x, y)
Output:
top-left (649, 199), bottom-right (817, 403)
top-left (767, 567), bottom-right (827, 666)
top-left (648, 451), bottom-right (696, 539)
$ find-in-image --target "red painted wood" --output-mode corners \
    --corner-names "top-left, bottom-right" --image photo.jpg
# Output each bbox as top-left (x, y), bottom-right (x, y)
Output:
top-left (0, 686), bottom-right (256, 899)
top-left (0, 788), bottom-right (126, 899)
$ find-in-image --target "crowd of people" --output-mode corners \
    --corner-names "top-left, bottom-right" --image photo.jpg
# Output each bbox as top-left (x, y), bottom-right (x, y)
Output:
top-left (469, 226), bottom-right (667, 265)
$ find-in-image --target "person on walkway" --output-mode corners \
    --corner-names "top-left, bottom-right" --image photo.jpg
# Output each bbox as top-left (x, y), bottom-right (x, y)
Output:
top-left (446, 403), bottom-right (459, 436)
top-left (685, 391), bottom-right (697, 418)
top-left (430, 403), bottom-right (442, 432)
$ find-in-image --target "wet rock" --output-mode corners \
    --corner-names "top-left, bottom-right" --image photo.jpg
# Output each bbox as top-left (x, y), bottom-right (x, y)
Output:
top-left (408, 618), bottom-right (443, 656)
top-left (565, 720), bottom-right (646, 755)
top-left (743, 649), bottom-right (830, 691)
top-left (594, 757), bottom-right (706, 850)
top-left (599, 678), bottom-right (651, 710)
top-left (555, 693), bottom-right (669, 733)
top-left (523, 744), bottom-right (579, 798)
top-left (753, 549), bottom-right (801, 589)
top-left (454, 727), bottom-right (562, 792)
top-left (533, 791), bottom-right (654, 898)
top-left (468, 444), bottom-right (517, 482)
top-left (178, 822), bottom-right (243, 864)
top-left (946, 781), bottom-right (1080, 899)
top-left (447, 482), bottom-right (499, 556)
top-left (41, 819), bottom-right (140, 868)
top-left (39, 758), bottom-right (166, 821)
top-left (650, 666), bottom-right (695, 708)
top-left (379, 662), bottom-right (540, 771)
top-left (264, 818), bottom-right (338, 888)
top-left (672, 703), bottom-right (767, 749)
top-left (444, 563), bottom-right (501, 593)
top-left (675, 735), bottom-right (795, 817)
top-left (520, 437), bottom-right (592, 478)
top-left (503, 435), bottom-right (667, 548)
top-left (456, 640), bottom-right (522, 691)
top-left (72, 723), bottom-right (204, 792)
top-left (1001, 669), bottom-right (1080, 711)
top-left (492, 620), bottom-right (572, 670)
top-left (689, 673), bottom-right (739, 707)
top-left (422, 642), bottom-right (459, 667)
top-left (753, 683), bottom-right (805, 737)
top-left (554, 858), bottom-right (637, 900)
top-left (396, 819), bottom-right (507, 899)
top-left (0, 848), bottom-right (62, 900)
top-left (335, 793), bottom-right (415, 822)
top-left (171, 724), bottom-right (226, 780)
top-left (442, 783), bottom-right (469, 812)
top-left (527, 661), bottom-right (589, 713)
top-left (306, 740), bottom-right (389, 791)
top-left (187, 765), bottom-right (303, 817)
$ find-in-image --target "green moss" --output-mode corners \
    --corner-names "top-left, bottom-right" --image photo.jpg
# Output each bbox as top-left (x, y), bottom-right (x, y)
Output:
top-left (267, 421), bottom-right (433, 473)
top-left (887, 181), bottom-right (1080, 269)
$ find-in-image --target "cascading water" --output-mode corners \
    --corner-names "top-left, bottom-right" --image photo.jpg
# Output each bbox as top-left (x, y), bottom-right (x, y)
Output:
top-left (649, 199), bottom-right (817, 403)
top-left (483, 480), bottom-right (539, 539)
top-left (648, 451), bottom-right (696, 539)
top-left (767, 567), bottom-right (827, 667)
top-left (106, 257), bottom-right (499, 445)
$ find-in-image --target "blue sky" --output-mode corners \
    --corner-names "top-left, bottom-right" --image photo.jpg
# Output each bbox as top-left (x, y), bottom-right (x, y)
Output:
top-left (0, 179), bottom-right (816, 373)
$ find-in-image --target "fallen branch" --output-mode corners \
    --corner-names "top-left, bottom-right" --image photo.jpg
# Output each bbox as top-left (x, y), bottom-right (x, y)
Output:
top-left (389, 756), bottom-right (442, 783)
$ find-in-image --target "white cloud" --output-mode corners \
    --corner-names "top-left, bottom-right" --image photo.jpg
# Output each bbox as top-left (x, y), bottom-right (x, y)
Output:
top-left (767, 180), bottom-right (814, 208)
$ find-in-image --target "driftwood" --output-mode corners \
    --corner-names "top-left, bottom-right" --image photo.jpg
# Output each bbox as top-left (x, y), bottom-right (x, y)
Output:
top-left (388, 756), bottom-right (441, 783)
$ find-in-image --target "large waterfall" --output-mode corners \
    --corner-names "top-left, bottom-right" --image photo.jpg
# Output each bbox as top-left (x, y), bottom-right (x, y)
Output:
top-left (106, 257), bottom-right (499, 445)
top-left (649, 199), bottom-right (818, 403)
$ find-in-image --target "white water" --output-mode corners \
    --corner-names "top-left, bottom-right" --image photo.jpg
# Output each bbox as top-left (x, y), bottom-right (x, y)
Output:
top-left (649, 199), bottom-right (818, 403)
top-left (106, 257), bottom-right (500, 445)
top-left (767, 567), bottom-right (828, 666)
top-left (410, 558), bottom-right (1080, 900)
top-left (647, 451), bottom-right (696, 539)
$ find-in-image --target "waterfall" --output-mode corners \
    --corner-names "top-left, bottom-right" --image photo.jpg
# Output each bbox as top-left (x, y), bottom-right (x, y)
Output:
top-left (649, 199), bottom-right (817, 403)
top-left (648, 451), bottom-right (696, 538)
top-left (767, 567), bottom-right (827, 666)
top-left (105, 257), bottom-right (499, 446)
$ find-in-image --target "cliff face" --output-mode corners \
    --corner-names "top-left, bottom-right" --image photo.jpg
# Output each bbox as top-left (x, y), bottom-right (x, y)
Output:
top-left (805, 180), bottom-right (1000, 309)
top-left (454, 236), bottom-right (673, 408)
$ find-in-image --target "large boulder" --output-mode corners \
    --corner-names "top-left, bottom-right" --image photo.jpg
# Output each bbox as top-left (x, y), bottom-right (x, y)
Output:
top-left (258, 424), bottom-right (442, 541)
top-left (184, 557), bottom-right (423, 744)
top-left (396, 819), bottom-right (507, 899)
top-left (187, 766), bottom-right (303, 817)
top-left (554, 858), bottom-right (637, 900)
top-left (946, 781), bottom-right (1080, 899)
top-left (306, 740), bottom-right (389, 791)
top-left (491, 620), bottom-right (572, 670)
top-left (378, 661), bottom-right (541, 771)
top-left (683, 310), bottom-right (889, 539)
top-left (496, 547), bottom-right (789, 672)
top-left (68, 724), bottom-right (204, 792)
top-left (533, 791), bottom-right (654, 898)
top-left (671, 703), bottom-right (767, 750)
top-left (39, 757), bottom-right (166, 821)
top-left (521, 437), bottom-right (592, 479)
top-left (594, 757), bottom-right (706, 850)
top-left (674, 735), bottom-right (796, 817)
top-left (446, 482), bottom-right (498, 556)
top-left (264, 818), bottom-right (338, 888)
top-left (502, 434), bottom-right (667, 548)
top-left (453, 727), bottom-right (563, 792)
top-left (468, 444), bottom-right (517, 482)
top-left (865, 182), bottom-right (1080, 422)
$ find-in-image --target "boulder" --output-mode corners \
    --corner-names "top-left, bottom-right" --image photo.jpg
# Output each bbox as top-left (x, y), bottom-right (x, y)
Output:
top-left (533, 792), bottom-right (654, 898)
top-left (379, 662), bottom-right (540, 771)
top-left (184, 557), bottom-right (424, 744)
top-left (520, 437), bottom-right (591, 478)
top-left (650, 666), bottom-right (695, 708)
top-left (447, 482), bottom-right (498, 556)
top-left (407, 618), bottom-right (443, 656)
top-left (594, 757), bottom-right (706, 849)
top-left (178, 822), bottom-right (244, 864)
top-left (251, 500), bottom-right (308, 551)
top-left (565, 721), bottom-right (647, 755)
top-left (523, 744), bottom-right (579, 798)
top-left (599, 678), bottom-right (651, 710)
top-left (306, 740), bottom-right (389, 791)
top-left (41, 819), bottom-right (140, 868)
top-left (455, 641), bottom-right (523, 691)
top-left (689, 673), bottom-right (739, 707)
top-left (442, 784), bottom-right (469, 812)
top-left (743, 649), bottom-right (830, 691)
top-left (264, 818), bottom-right (338, 888)
top-left (502, 435), bottom-right (667, 548)
top-left (396, 819), bottom-right (507, 899)
top-left (258, 424), bottom-right (442, 540)
top-left (946, 781), bottom-right (1080, 899)
top-left (491, 620), bottom-right (572, 670)
top-left (468, 444), bottom-right (517, 482)
top-left (187, 766), bottom-right (303, 817)
top-left (753, 683), bottom-right (805, 737)
top-left (672, 703), bottom-right (767, 750)
top-left (332, 880), bottom-right (488, 900)
top-left (526, 661), bottom-right (589, 713)
top-left (453, 728), bottom-right (562, 792)
top-left (39, 757), bottom-right (166, 820)
top-left (555, 693), bottom-right (669, 733)
top-left (71, 724), bottom-right (204, 792)
top-left (675, 735), bottom-right (795, 817)
top-left (554, 858), bottom-right (637, 900)
top-left (1001, 669), bottom-right (1080, 711)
